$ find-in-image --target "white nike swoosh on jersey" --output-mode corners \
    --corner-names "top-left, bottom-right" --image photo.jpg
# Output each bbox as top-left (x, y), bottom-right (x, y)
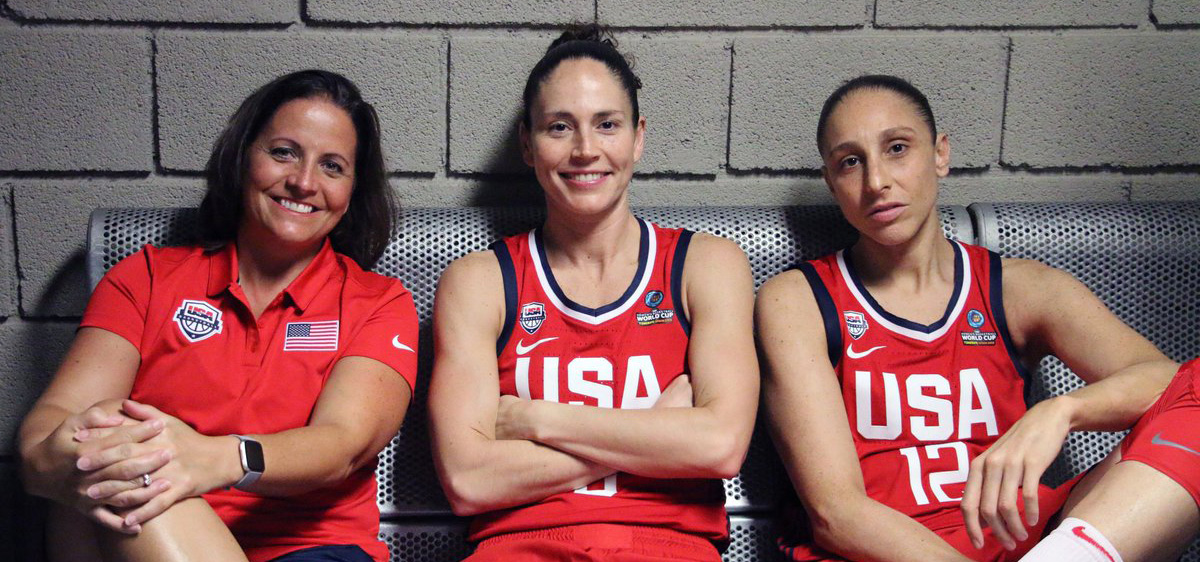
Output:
top-left (516, 337), bottom-right (558, 355)
top-left (846, 344), bottom-right (886, 359)
top-left (392, 335), bottom-right (414, 352)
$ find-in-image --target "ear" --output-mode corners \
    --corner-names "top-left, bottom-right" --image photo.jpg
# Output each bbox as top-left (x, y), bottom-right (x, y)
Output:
top-left (934, 132), bottom-right (950, 177)
top-left (519, 122), bottom-right (534, 167)
top-left (632, 116), bottom-right (646, 163)
top-left (821, 164), bottom-right (834, 193)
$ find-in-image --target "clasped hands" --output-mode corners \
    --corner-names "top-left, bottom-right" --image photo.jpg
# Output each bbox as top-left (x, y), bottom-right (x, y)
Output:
top-left (35, 399), bottom-right (229, 534)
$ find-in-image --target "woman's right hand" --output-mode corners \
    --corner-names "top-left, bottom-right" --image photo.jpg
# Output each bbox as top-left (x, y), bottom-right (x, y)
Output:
top-left (31, 401), bottom-right (172, 533)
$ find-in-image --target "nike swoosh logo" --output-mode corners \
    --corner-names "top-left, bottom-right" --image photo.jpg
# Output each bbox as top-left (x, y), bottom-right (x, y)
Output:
top-left (392, 336), bottom-right (414, 352)
top-left (515, 337), bottom-right (558, 355)
top-left (1072, 526), bottom-right (1117, 562)
top-left (846, 344), bottom-right (886, 359)
top-left (1151, 433), bottom-right (1200, 456)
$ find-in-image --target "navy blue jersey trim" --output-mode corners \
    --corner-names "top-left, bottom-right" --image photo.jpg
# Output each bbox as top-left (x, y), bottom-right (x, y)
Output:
top-left (532, 220), bottom-right (650, 317)
top-left (491, 240), bottom-right (518, 356)
top-left (670, 230), bottom-right (694, 336)
top-left (843, 238), bottom-right (965, 334)
top-left (988, 251), bottom-right (1033, 386)
top-left (797, 262), bottom-right (842, 369)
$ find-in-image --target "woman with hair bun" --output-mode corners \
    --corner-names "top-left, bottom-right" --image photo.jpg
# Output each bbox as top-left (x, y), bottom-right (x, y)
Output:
top-left (429, 24), bottom-right (759, 561)
top-left (19, 70), bottom-right (417, 562)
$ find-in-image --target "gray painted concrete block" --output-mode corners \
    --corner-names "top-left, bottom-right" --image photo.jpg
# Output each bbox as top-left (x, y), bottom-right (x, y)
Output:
top-left (308, 0), bottom-right (591, 24)
top-left (9, 0), bottom-right (294, 23)
top-left (623, 36), bottom-right (729, 174)
top-left (1130, 177), bottom-right (1200, 201)
top-left (938, 174), bottom-right (1128, 205)
top-left (14, 182), bottom-right (202, 318)
top-left (448, 35), bottom-right (547, 176)
top-left (0, 29), bottom-right (152, 172)
top-left (876, 0), bottom-right (1142, 27)
top-left (450, 35), bottom-right (729, 176)
top-left (1005, 35), bottom-right (1200, 168)
top-left (730, 35), bottom-right (1007, 171)
top-left (0, 318), bottom-right (75, 455)
top-left (1154, 0), bottom-right (1200, 25)
top-left (0, 187), bottom-right (16, 318)
top-left (158, 31), bottom-right (445, 173)
top-left (599, 0), bottom-right (862, 27)
top-left (630, 177), bottom-right (832, 206)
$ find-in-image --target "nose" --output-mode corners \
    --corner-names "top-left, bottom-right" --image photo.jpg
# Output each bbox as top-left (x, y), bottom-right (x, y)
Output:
top-left (864, 159), bottom-right (890, 194)
top-left (571, 130), bottom-right (598, 162)
top-left (286, 160), bottom-right (318, 194)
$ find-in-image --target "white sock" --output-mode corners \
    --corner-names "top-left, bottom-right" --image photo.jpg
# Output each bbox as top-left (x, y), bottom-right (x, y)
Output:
top-left (1019, 517), bottom-right (1123, 562)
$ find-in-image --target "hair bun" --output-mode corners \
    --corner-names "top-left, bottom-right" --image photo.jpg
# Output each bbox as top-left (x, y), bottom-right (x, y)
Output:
top-left (548, 22), bottom-right (617, 51)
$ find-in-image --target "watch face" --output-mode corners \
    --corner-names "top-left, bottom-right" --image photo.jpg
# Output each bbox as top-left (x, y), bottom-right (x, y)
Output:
top-left (241, 439), bottom-right (265, 473)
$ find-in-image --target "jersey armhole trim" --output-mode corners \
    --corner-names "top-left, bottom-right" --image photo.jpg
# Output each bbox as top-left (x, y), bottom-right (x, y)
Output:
top-left (797, 262), bottom-right (841, 369)
top-left (491, 241), bottom-right (518, 356)
top-left (670, 229), bottom-right (694, 336)
top-left (988, 251), bottom-right (1033, 386)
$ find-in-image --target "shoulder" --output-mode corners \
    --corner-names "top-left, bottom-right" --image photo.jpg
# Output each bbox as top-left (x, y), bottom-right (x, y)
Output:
top-left (106, 244), bottom-right (203, 281)
top-left (339, 254), bottom-right (412, 299)
top-left (681, 232), bottom-right (749, 269)
top-left (999, 257), bottom-right (1086, 302)
top-left (442, 249), bottom-right (503, 286)
top-left (757, 268), bottom-right (821, 318)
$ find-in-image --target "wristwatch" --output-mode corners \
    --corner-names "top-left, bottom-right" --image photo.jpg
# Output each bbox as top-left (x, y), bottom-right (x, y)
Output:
top-left (232, 434), bottom-right (264, 491)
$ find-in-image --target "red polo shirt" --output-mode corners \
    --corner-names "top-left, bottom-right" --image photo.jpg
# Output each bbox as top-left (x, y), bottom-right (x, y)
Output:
top-left (81, 240), bottom-right (418, 562)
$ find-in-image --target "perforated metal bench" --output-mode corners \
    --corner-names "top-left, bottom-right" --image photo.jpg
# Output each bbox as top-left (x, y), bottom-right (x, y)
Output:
top-left (87, 203), bottom-right (1198, 561)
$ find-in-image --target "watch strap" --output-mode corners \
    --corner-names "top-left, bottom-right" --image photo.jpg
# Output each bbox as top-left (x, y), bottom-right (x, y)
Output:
top-left (232, 434), bottom-right (263, 491)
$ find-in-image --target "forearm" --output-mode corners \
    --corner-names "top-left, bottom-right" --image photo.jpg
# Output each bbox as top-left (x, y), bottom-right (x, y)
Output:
top-left (237, 422), bottom-right (395, 497)
top-left (1058, 358), bottom-right (1177, 432)
top-left (523, 401), bottom-right (748, 479)
top-left (437, 435), bottom-right (614, 516)
top-left (810, 497), bottom-right (973, 562)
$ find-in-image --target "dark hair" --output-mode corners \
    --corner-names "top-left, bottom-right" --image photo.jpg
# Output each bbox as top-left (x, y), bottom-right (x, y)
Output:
top-left (200, 69), bottom-right (395, 270)
top-left (521, 23), bottom-right (642, 129)
top-left (816, 74), bottom-right (937, 157)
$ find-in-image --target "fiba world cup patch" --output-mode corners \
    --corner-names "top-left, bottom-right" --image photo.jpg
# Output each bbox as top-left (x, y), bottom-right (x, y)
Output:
top-left (644, 290), bottom-right (664, 308)
top-left (637, 289), bottom-right (674, 326)
top-left (520, 302), bottom-right (547, 334)
top-left (844, 311), bottom-right (868, 340)
top-left (960, 308), bottom-right (997, 346)
top-left (173, 299), bottom-right (223, 343)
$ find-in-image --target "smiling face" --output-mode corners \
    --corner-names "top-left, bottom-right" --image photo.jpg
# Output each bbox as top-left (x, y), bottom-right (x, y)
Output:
top-left (821, 87), bottom-right (949, 247)
top-left (239, 96), bottom-right (357, 256)
top-left (522, 57), bottom-right (645, 218)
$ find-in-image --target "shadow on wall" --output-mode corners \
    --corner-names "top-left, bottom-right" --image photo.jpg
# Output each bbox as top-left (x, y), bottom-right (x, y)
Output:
top-left (467, 115), bottom-right (544, 207)
top-left (8, 250), bottom-right (87, 561)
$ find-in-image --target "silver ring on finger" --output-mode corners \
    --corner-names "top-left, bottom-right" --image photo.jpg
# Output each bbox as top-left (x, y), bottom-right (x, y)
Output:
top-left (140, 473), bottom-right (152, 487)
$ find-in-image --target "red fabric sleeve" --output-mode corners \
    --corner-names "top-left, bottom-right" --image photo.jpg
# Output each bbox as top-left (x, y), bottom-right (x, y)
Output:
top-left (341, 284), bottom-right (420, 392)
top-left (79, 246), bottom-right (152, 351)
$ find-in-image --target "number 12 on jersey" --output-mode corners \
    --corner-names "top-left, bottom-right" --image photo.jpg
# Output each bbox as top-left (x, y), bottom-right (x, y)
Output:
top-left (897, 441), bottom-right (969, 505)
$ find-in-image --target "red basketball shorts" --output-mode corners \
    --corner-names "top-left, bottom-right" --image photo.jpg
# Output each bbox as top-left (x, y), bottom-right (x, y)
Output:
top-left (466, 523), bottom-right (720, 562)
top-left (1121, 357), bottom-right (1200, 508)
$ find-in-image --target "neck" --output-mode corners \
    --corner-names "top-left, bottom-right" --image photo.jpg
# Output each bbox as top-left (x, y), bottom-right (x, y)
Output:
top-left (849, 213), bottom-right (952, 288)
top-left (234, 234), bottom-right (322, 296)
top-left (541, 205), bottom-right (641, 269)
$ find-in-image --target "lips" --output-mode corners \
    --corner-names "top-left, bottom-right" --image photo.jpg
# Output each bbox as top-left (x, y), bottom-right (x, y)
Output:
top-left (272, 196), bottom-right (316, 214)
top-left (868, 202), bottom-right (905, 222)
top-left (559, 171), bottom-right (610, 186)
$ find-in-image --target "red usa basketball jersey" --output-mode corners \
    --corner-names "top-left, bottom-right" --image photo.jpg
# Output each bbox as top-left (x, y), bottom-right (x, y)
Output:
top-left (800, 240), bottom-right (1033, 531)
top-left (470, 218), bottom-right (728, 543)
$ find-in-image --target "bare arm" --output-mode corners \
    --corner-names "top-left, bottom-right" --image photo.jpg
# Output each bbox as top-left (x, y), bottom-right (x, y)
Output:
top-left (19, 327), bottom-right (171, 533)
top-left (961, 258), bottom-right (1176, 549)
top-left (428, 251), bottom-right (615, 516)
top-left (498, 234), bottom-right (759, 478)
top-left (758, 271), bottom-right (972, 562)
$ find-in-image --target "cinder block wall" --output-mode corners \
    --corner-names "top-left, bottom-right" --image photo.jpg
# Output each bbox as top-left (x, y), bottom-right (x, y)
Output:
top-left (1, 0), bottom-right (1198, 556)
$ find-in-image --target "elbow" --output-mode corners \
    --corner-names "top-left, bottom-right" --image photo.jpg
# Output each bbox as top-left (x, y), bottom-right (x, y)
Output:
top-left (808, 503), bottom-right (855, 554)
top-left (696, 432), bottom-right (750, 479)
top-left (440, 473), bottom-right (493, 517)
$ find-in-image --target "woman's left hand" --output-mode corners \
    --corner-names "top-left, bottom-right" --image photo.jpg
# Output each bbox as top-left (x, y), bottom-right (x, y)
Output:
top-left (960, 395), bottom-right (1075, 551)
top-left (78, 399), bottom-right (239, 529)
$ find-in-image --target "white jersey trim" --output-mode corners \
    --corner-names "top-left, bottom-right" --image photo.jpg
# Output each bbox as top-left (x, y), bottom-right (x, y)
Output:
top-left (836, 240), bottom-right (971, 343)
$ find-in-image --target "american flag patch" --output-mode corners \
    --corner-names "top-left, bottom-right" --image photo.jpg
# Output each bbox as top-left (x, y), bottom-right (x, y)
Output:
top-left (283, 320), bottom-right (339, 351)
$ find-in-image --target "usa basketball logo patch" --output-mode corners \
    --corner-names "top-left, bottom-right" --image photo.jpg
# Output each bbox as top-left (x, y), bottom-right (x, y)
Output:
top-left (844, 311), bottom-right (868, 340)
top-left (173, 299), bottom-right (223, 343)
top-left (520, 302), bottom-right (547, 334)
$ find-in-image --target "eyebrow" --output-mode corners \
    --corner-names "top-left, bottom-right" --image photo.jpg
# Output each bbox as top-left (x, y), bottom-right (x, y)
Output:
top-left (826, 126), bottom-right (920, 155)
top-left (539, 109), bottom-right (626, 121)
